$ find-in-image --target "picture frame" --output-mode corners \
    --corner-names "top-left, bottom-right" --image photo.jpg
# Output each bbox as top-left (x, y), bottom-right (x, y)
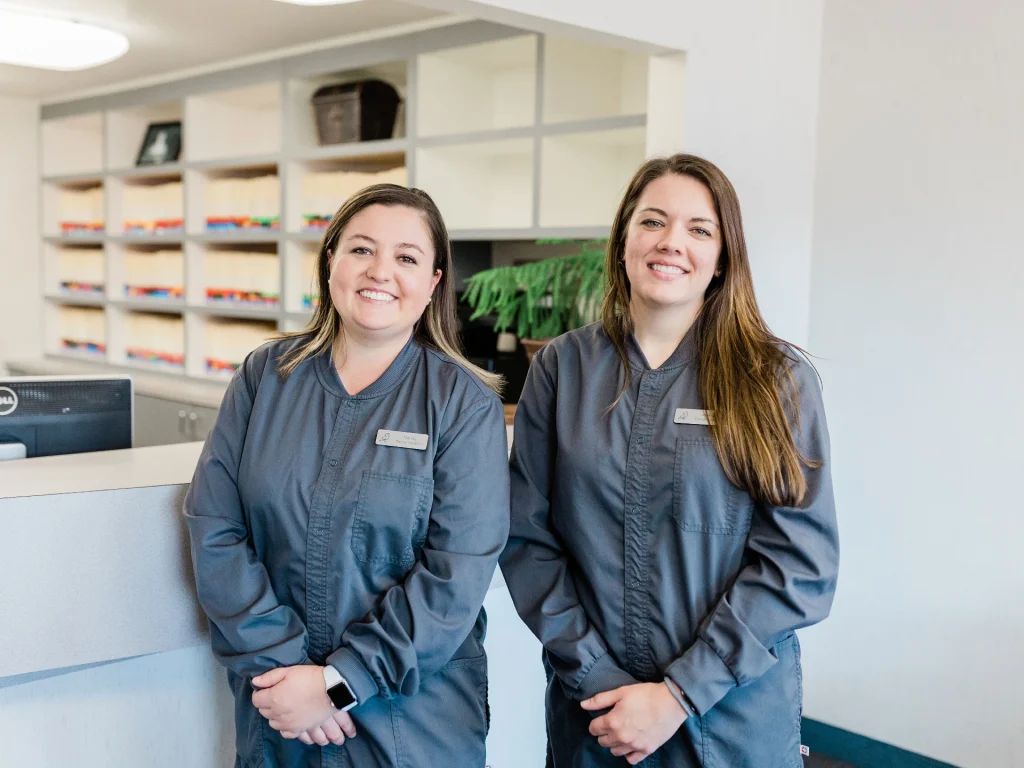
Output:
top-left (136, 121), bottom-right (182, 166)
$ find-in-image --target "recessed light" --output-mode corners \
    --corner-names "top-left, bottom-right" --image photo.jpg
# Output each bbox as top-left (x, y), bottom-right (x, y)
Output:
top-left (0, 10), bottom-right (129, 71)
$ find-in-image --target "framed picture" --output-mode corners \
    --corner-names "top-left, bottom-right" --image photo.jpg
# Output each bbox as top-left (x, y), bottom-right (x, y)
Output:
top-left (136, 121), bottom-right (182, 166)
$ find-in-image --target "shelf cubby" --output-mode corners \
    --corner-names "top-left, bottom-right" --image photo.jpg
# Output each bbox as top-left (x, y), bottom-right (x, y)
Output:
top-left (539, 127), bottom-right (646, 228)
top-left (109, 309), bottom-right (186, 372)
top-left (48, 304), bottom-right (107, 360)
top-left (286, 61), bottom-right (408, 155)
top-left (542, 37), bottom-right (648, 124)
top-left (284, 155), bottom-right (406, 233)
top-left (105, 101), bottom-right (183, 170)
top-left (45, 242), bottom-right (106, 298)
top-left (186, 242), bottom-right (280, 310)
top-left (106, 173), bottom-right (184, 237)
top-left (184, 82), bottom-right (281, 163)
top-left (109, 242), bottom-right (185, 304)
top-left (416, 138), bottom-right (533, 231)
top-left (185, 165), bottom-right (280, 235)
top-left (42, 113), bottom-right (104, 178)
top-left (417, 36), bottom-right (537, 137)
top-left (43, 180), bottom-right (105, 238)
top-left (189, 316), bottom-right (278, 379)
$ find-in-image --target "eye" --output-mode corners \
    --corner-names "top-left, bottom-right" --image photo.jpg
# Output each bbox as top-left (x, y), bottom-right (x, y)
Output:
top-left (641, 218), bottom-right (664, 228)
top-left (398, 254), bottom-right (418, 265)
top-left (692, 227), bottom-right (712, 237)
top-left (351, 246), bottom-right (371, 255)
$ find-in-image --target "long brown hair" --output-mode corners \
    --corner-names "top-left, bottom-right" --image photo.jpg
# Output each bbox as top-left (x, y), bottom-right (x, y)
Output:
top-left (601, 154), bottom-right (818, 507)
top-left (277, 183), bottom-right (502, 393)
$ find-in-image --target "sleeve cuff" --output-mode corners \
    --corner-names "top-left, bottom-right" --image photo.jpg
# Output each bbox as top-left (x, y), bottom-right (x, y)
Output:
top-left (664, 637), bottom-right (737, 716)
top-left (571, 653), bottom-right (640, 701)
top-left (326, 647), bottom-right (380, 706)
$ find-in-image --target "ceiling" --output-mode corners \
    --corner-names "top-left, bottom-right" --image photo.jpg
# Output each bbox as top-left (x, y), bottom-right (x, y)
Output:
top-left (0, 0), bottom-right (449, 101)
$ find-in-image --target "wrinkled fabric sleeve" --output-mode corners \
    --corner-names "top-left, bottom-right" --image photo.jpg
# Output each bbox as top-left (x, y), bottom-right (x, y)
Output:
top-left (183, 356), bottom-right (309, 679)
top-left (665, 359), bottom-right (839, 715)
top-left (500, 345), bottom-right (639, 701)
top-left (327, 395), bottom-right (510, 705)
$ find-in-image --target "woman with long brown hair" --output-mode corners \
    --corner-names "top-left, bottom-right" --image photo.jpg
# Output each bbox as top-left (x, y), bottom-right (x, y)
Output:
top-left (185, 184), bottom-right (509, 767)
top-left (501, 155), bottom-right (839, 766)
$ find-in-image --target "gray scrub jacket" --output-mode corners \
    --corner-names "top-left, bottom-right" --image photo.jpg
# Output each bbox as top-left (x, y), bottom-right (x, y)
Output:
top-left (501, 323), bottom-right (838, 768)
top-left (183, 335), bottom-right (510, 768)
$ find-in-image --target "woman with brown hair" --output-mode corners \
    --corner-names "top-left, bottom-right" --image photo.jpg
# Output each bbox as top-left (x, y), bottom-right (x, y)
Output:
top-left (501, 154), bottom-right (839, 766)
top-left (184, 184), bottom-right (509, 767)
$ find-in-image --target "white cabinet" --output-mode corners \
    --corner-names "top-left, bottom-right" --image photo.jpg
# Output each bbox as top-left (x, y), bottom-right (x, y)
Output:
top-left (134, 395), bottom-right (218, 447)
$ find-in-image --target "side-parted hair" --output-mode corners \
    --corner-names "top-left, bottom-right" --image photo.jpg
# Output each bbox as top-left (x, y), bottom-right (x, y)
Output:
top-left (602, 154), bottom-right (819, 508)
top-left (276, 183), bottom-right (502, 393)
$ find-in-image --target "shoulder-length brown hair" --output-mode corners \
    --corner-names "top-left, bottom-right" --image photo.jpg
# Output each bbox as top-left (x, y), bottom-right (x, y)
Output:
top-left (277, 183), bottom-right (502, 393)
top-left (602, 154), bottom-right (818, 507)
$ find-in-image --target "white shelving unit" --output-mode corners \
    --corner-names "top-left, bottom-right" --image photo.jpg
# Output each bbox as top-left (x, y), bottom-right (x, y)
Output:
top-left (36, 20), bottom-right (683, 383)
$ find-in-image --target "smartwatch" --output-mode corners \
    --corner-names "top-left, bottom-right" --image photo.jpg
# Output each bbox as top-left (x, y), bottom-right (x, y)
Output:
top-left (323, 665), bottom-right (358, 712)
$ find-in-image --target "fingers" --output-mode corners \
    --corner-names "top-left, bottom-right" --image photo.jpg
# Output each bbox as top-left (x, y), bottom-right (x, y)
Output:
top-left (627, 752), bottom-right (647, 765)
top-left (320, 717), bottom-right (346, 746)
top-left (598, 734), bottom-right (625, 749)
top-left (588, 713), bottom-right (614, 737)
top-left (333, 711), bottom-right (358, 739)
top-left (309, 726), bottom-right (330, 747)
top-left (298, 732), bottom-right (314, 746)
top-left (611, 744), bottom-right (632, 757)
top-left (581, 688), bottom-right (622, 711)
top-left (252, 668), bottom-right (288, 689)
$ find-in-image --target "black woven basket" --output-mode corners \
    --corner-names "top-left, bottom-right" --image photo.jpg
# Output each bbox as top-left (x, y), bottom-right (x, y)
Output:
top-left (312, 79), bottom-right (401, 145)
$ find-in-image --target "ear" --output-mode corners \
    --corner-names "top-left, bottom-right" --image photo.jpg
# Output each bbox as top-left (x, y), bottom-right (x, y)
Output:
top-left (431, 269), bottom-right (442, 293)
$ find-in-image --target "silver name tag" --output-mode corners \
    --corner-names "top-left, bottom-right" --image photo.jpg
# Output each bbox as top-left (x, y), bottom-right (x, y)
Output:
top-left (375, 429), bottom-right (429, 450)
top-left (674, 408), bottom-right (714, 426)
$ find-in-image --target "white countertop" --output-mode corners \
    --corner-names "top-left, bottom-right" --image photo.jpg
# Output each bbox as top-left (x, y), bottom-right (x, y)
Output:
top-left (0, 442), bottom-right (203, 500)
top-left (5, 357), bottom-right (228, 409)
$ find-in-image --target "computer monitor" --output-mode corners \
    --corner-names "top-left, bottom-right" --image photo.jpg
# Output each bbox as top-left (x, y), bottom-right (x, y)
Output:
top-left (0, 375), bottom-right (133, 461)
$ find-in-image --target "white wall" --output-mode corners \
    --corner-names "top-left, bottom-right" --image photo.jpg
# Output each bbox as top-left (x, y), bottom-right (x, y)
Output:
top-left (415, 0), bottom-right (825, 348)
top-left (803, 1), bottom-right (1024, 765)
top-left (0, 96), bottom-right (41, 371)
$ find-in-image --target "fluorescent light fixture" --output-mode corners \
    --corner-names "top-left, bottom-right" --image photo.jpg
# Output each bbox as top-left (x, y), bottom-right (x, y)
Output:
top-left (270, 0), bottom-right (363, 5)
top-left (0, 9), bottom-right (129, 71)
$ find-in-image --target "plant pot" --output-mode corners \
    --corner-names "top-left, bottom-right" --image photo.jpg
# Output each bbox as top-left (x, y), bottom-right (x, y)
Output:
top-left (520, 338), bottom-right (550, 362)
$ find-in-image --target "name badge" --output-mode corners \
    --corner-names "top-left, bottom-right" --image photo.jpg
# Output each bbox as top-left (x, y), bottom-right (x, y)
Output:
top-left (375, 429), bottom-right (429, 451)
top-left (674, 408), bottom-right (714, 426)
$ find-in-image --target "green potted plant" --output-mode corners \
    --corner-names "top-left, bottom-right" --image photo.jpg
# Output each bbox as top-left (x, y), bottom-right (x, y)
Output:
top-left (462, 239), bottom-right (607, 361)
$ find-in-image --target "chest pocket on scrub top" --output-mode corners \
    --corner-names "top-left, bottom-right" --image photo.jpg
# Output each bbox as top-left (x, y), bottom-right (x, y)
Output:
top-left (673, 437), bottom-right (753, 535)
top-left (351, 471), bottom-right (434, 570)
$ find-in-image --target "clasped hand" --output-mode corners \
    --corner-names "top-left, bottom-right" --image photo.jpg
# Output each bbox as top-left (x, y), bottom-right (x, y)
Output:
top-left (581, 682), bottom-right (688, 765)
top-left (252, 665), bottom-right (358, 747)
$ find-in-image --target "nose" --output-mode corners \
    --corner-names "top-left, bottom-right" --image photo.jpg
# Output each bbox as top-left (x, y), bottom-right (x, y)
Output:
top-left (657, 222), bottom-right (686, 255)
top-left (364, 253), bottom-right (392, 283)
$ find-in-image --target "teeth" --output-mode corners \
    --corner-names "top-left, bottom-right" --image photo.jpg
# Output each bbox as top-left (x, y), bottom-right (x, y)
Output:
top-left (359, 290), bottom-right (396, 302)
top-left (650, 263), bottom-right (686, 275)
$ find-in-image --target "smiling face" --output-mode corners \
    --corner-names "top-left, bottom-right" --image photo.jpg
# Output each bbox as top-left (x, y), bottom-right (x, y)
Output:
top-left (622, 173), bottom-right (723, 314)
top-left (328, 203), bottom-right (441, 343)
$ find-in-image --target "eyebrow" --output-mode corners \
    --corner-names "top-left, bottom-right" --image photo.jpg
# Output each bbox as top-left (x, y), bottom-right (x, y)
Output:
top-left (345, 233), bottom-right (425, 254)
top-left (638, 208), bottom-right (719, 228)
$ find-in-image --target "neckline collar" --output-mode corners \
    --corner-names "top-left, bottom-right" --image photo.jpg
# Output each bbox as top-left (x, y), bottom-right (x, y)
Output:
top-left (314, 334), bottom-right (419, 399)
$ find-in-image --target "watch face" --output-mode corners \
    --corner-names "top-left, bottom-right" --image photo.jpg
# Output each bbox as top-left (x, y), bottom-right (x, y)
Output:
top-left (328, 681), bottom-right (357, 711)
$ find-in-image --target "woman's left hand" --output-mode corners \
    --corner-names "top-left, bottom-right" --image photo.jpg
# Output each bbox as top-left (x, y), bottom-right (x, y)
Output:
top-left (581, 682), bottom-right (688, 765)
top-left (252, 665), bottom-right (335, 736)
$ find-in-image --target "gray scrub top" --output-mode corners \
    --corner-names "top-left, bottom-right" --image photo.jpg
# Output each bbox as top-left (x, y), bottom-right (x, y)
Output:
top-left (184, 334), bottom-right (510, 768)
top-left (500, 323), bottom-right (839, 768)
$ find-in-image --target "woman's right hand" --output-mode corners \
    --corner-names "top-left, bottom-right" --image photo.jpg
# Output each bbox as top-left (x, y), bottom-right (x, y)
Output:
top-left (290, 709), bottom-right (358, 747)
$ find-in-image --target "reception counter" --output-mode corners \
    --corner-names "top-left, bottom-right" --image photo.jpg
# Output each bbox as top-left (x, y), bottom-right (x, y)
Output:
top-left (0, 441), bottom-right (542, 767)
